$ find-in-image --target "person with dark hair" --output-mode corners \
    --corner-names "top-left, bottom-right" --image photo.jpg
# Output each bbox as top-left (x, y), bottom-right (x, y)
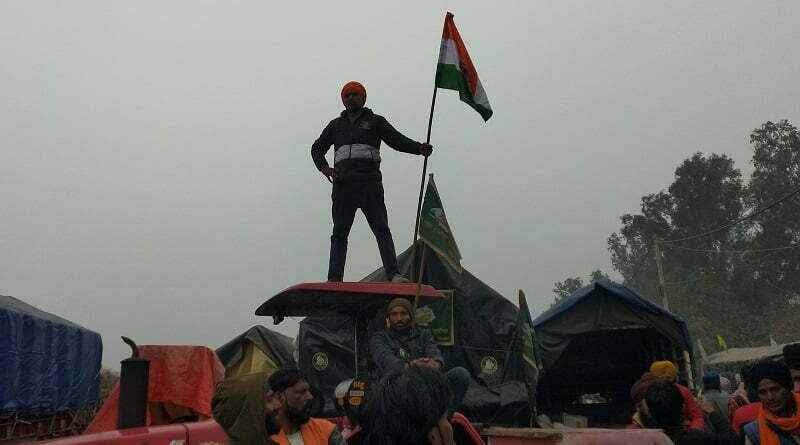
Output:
top-left (267, 368), bottom-right (346, 445)
top-left (742, 361), bottom-right (800, 445)
top-left (733, 364), bottom-right (762, 436)
top-left (783, 343), bottom-right (800, 393)
top-left (642, 380), bottom-right (738, 445)
top-left (369, 298), bottom-right (470, 412)
top-left (704, 372), bottom-right (733, 427)
top-left (360, 366), bottom-right (453, 445)
top-left (650, 360), bottom-right (705, 430)
top-left (211, 372), bottom-right (282, 445)
top-left (311, 81), bottom-right (433, 282)
top-left (628, 372), bottom-right (659, 428)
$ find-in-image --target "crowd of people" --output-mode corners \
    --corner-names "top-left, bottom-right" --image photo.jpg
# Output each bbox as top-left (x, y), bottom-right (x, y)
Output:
top-left (628, 344), bottom-right (800, 444)
top-left (210, 295), bottom-right (800, 445)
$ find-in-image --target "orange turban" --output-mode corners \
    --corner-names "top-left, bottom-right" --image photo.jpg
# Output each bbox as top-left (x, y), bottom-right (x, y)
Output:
top-left (341, 81), bottom-right (366, 104)
top-left (650, 360), bottom-right (678, 380)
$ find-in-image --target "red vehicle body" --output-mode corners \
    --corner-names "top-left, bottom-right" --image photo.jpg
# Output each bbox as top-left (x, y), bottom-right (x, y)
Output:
top-left (35, 414), bottom-right (483, 445)
top-left (31, 283), bottom-right (670, 445)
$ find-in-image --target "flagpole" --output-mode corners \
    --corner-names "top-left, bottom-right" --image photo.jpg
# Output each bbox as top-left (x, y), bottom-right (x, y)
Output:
top-left (413, 87), bottom-right (438, 244)
top-left (410, 87), bottom-right (438, 281)
top-left (413, 243), bottom-right (429, 304)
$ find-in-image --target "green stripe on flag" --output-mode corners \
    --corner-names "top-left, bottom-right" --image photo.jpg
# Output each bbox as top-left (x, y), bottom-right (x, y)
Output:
top-left (435, 64), bottom-right (493, 121)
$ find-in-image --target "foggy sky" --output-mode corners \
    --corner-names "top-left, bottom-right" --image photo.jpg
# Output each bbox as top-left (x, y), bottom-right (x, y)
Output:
top-left (2, 1), bottom-right (799, 368)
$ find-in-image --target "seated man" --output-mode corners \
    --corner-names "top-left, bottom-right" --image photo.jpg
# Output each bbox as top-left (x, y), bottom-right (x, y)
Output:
top-left (369, 297), bottom-right (470, 412)
top-left (268, 368), bottom-right (346, 445)
top-left (742, 361), bottom-right (800, 445)
top-left (360, 366), bottom-right (454, 445)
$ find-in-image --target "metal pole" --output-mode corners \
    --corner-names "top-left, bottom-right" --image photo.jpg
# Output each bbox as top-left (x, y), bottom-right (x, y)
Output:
top-left (413, 244), bottom-right (429, 304)
top-left (654, 240), bottom-right (669, 310)
top-left (409, 86), bottom-right (438, 281)
top-left (411, 86), bottom-right (439, 247)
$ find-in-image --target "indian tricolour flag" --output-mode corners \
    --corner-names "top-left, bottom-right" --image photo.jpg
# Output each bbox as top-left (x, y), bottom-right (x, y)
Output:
top-left (435, 12), bottom-right (492, 121)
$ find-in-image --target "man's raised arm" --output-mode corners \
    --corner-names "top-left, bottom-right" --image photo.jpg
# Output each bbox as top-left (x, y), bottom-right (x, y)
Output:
top-left (375, 116), bottom-right (432, 156)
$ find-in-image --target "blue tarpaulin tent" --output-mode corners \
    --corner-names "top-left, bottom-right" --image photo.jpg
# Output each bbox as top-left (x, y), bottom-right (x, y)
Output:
top-left (0, 295), bottom-right (102, 414)
top-left (532, 282), bottom-right (692, 425)
top-left (533, 281), bottom-right (692, 367)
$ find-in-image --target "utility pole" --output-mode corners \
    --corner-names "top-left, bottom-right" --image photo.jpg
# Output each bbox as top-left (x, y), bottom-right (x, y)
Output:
top-left (655, 239), bottom-right (695, 391)
top-left (654, 239), bottom-right (669, 311)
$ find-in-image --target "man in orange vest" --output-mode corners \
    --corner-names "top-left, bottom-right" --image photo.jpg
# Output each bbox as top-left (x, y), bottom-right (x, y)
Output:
top-left (742, 361), bottom-right (800, 445)
top-left (268, 368), bottom-right (346, 445)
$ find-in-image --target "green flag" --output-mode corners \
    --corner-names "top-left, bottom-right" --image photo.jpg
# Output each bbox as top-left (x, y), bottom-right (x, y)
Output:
top-left (419, 175), bottom-right (462, 273)
top-left (515, 290), bottom-right (541, 415)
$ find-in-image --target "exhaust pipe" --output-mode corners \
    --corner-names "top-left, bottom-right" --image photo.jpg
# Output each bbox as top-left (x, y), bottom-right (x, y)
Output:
top-left (117, 336), bottom-right (149, 429)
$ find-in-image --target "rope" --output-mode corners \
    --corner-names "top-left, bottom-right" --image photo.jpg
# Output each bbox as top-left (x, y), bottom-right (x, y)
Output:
top-left (661, 184), bottom-right (800, 244)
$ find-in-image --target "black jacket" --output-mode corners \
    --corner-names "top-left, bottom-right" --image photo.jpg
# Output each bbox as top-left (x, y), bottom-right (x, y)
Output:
top-left (369, 326), bottom-right (445, 377)
top-left (311, 108), bottom-right (422, 182)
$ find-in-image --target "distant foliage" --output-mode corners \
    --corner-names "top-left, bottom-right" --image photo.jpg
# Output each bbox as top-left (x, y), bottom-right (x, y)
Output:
top-left (595, 120), bottom-right (800, 351)
top-left (552, 270), bottom-right (613, 306)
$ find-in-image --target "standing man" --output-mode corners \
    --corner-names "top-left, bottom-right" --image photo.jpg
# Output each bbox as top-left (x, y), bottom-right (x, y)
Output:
top-left (312, 81), bottom-right (432, 282)
top-left (641, 381), bottom-right (738, 444)
top-left (783, 343), bottom-right (800, 393)
top-left (742, 361), bottom-right (800, 445)
top-left (703, 372), bottom-right (733, 426)
top-left (369, 298), bottom-right (470, 413)
top-left (268, 368), bottom-right (346, 445)
top-left (650, 360), bottom-right (705, 431)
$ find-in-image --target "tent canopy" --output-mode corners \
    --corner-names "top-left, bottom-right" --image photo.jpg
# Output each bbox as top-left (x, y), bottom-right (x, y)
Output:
top-left (533, 281), bottom-right (692, 369)
top-left (706, 344), bottom-right (789, 366)
top-left (216, 326), bottom-right (296, 378)
top-left (0, 295), bottom-right (102, 414)
top-left (533, 282), bottom-right (692, 425)
top-left (297, 243), bottom-right (532, 425)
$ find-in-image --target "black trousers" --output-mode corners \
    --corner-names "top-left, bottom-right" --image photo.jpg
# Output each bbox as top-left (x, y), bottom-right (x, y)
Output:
top-left (328, 180), bottom-right (399, 281)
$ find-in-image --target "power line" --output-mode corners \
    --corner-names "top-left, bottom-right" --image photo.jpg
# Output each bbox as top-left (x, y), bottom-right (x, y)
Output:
top-left (661, 183), bottom-right (800, 244)
top-left (664, 277), bottom-right (707, 286)
top-left (661, 243), bottom-right (800, 254)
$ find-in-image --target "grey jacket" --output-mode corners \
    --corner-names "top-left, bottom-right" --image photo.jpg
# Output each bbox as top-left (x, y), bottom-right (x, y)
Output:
top-left (369, 326), bottom-right (444, 376)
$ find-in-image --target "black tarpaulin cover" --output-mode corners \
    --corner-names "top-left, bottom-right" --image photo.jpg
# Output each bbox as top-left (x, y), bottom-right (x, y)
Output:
top-left (297, 243), bottom-right (532, 425)
top-left (532, 281), bottom-right (693, 424)
top-left (532, 281), bottom-right (692, 370)
top-left (216, 326), bottom-right (296, 377)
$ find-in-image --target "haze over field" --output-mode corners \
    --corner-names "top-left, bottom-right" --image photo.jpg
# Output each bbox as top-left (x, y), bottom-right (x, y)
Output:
top-left (1, 1), bottom-right (799, 367)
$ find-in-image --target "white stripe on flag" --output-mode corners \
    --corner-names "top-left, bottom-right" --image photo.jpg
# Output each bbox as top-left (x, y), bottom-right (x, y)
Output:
top-left (473, 80), bottom-right (491, 109)
top-left (438, 38), bottom-right (461, 68)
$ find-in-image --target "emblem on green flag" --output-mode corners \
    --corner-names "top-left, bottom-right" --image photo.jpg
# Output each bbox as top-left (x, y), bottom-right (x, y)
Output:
top-left (416, 289), bottom-right (455, 345)
top-left (419, 175), bottom-right (462, 273)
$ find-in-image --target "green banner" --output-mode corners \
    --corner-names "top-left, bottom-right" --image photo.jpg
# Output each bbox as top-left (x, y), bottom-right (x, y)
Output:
top-left (515, 291), bottom-right (542, 415)
top-left (416, 289), bottom-right (454, 345)
top-left (419, 175), bottom-right (462, 273)
top-left (516, 292), bottom-right (541, 369)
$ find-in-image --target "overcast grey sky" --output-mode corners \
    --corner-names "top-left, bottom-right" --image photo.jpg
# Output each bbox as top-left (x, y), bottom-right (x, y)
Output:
top-left (2, 1), bottom-right (799, 368)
